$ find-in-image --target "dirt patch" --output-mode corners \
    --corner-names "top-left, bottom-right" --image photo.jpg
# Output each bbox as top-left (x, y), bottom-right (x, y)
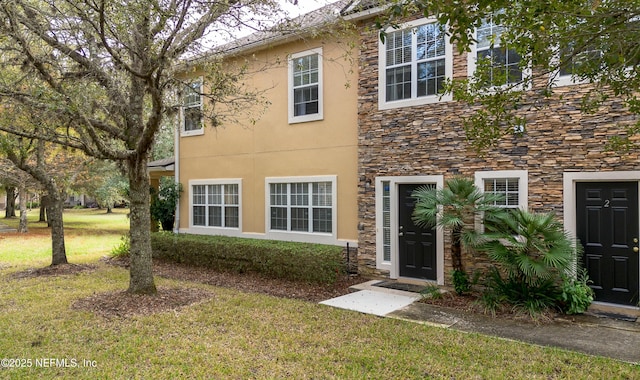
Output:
top-left (420, 292), bottom-right (557, 323)
top-left (11, 263), bottom-right (97, 279)
top-left (72, 287), bottom-right (214, 318)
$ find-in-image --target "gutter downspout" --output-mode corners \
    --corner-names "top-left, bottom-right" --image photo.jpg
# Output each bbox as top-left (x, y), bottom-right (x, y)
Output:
top-left (173, 116), bottom-right (180, 234)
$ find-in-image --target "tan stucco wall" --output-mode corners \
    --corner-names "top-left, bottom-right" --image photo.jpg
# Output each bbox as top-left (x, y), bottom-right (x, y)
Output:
top-left (177, 36), bottom-right (359, 244)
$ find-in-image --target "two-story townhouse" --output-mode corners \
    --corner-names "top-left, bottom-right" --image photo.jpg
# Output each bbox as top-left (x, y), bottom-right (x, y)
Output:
top-left (344, 1), bottom-right (639, 309)
top-left (174, 1), bottom-right (360, 260)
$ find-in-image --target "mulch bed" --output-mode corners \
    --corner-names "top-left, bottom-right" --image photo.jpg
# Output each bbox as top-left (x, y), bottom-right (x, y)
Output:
top-left (10, 263), bottom-right (97, 279)
top-left (71, 287), bottom-right (215, 318)
top-left (420, 291), bottom-right (558, 322)
top-left (69, 257), bottom-right (361, 318)
top-left (9, 257), bottom-right (556, 322)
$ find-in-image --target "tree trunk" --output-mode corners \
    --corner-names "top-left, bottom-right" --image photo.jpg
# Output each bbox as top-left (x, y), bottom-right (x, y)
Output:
top-left (39, 193), bottom-right (49, 223)
top-left (5, 186), bottom-right (16, 218)
top-left (451, 227), bottom-right (464, 273)
top-left (48, 192), bottom-right (68, 266)
top-left (127, 155), bottom-right (157, 294)
top-left (106, 206), bottom-right (112, 214)
top-left (17, 185), bottom-right (27, 233)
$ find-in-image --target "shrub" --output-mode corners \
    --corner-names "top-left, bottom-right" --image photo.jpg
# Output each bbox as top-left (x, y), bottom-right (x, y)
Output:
top-left (110, 234), bottom-right (130, 258)
top-left (452, 269), bottom-right (471, 295)
top-left (421, 285), bottom-right (444, 300)
top-left (150, 181), bottom-right (182, 231)
top-left (481, 267), bottom-right (561, 316)
top-left (151, 232), bottom-right (345, 284)
top-left (559, 268), bottom-right (594, 314)
top-left (476, 210), bottom-right (578, 316)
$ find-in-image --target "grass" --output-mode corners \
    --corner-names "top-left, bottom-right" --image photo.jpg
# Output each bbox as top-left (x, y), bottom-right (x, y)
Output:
top-left (0, 208), bottom-right (128, 266)
top-left (0, 210), bottom-right (638, 378)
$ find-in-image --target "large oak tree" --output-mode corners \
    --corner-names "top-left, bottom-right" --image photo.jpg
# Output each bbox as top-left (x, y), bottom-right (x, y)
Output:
top-left (0, 0), bottom-right (283, 294)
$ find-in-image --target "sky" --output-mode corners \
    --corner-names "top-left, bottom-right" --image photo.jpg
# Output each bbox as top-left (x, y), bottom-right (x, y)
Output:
top-left (201, 0), bottom-right (342, 49)
top-left (278, 0), bottom-right (340, 17)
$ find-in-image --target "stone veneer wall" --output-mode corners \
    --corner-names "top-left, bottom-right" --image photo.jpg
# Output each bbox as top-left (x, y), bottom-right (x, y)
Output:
top-left (355, 20), bottom-right (640, 282)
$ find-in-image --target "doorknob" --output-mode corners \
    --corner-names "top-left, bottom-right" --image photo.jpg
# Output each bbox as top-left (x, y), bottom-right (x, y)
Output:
top-left (634, 247), bottom-right (639, 253)
top-left (399, 232), bottom-right (404, 237)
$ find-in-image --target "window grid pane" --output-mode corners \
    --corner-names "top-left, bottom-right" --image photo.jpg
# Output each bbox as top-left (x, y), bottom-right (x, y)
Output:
top-left (192, 183), bottom-right (240, 228)
top-left (382, 181), bottom-right (391, 262)
top-left (209, 206), bottom-right (222, 227)
top-left (269, 181), bottom-right (333, 234)
top-left (484, 178), bottom-right (519, 208)
top-left (313, 208), bottom-right (332, 233)
top-left (476, 15), bottom-right (522, 85)
top-left (183, 81), bottom-right (202, 131)
top-left (292, 54), bottom-right (319, 117)
top-left (193, 206), bottom-right (206, 226)
top-left (385, 21), bottom-right (447, 102)
top-left (270, 207), bottom-right (288, 230)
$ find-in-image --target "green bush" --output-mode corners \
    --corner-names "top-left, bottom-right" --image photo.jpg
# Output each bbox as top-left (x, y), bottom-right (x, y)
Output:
top-left (451, 269), bottom-right (471, 295)
top-left (110, 234), bottom-right (130, 258)
top-left (481, 267), bottom-right (561, 316)
top-left (151, 232), bottom-right (345, 284)
top-left (559, 269), bottom-right (594, 314)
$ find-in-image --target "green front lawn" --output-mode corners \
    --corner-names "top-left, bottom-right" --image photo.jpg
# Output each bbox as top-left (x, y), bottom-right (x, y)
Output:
top-left (0, 210), bottom-right (637, 378)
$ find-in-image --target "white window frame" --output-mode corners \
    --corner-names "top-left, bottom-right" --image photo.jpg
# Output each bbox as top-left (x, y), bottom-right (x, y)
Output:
top-left (378, 18), bottom-right (453, 110)
top-left (181, 78), bottom-right (204, 137)
top-left (265, 176), bottom-right (337, 245)
top-left (188, 179), bottom-right (242, 231)
top-left (288, 48), bottom-right (323, 124)
top-left (475, 170), bottom-right (528, 210)
top-left (551, 43), bottom-right (599, 87)
top-left (467, 15), bottom-right (531, 91)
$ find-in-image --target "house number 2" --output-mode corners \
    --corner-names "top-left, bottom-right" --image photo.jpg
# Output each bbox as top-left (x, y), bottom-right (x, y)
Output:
top-left (604, 199), bottom-right (610, 208)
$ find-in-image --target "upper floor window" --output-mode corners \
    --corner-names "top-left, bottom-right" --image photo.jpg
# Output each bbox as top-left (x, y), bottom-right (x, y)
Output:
top-left (379, 18), bottom-right (453, 110)
top-left (181, 79), bottom-right (204, 136)
top-left (554, 43), bottom-right (601, 86)
top-left (469, 14), bottom-right (524, 87)
top-left (288, 48), bottom-right (323, 124)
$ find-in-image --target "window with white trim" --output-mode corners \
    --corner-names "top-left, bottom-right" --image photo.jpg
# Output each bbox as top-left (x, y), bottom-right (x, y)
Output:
top-left (475, 170), bottom-right (528, 210)
top-left (289, 48), bottom-right (323, 123)
top-left (192, 183), bottom-right (239, 228)
top-left (382, 181), bottom-right (391, 262)
top-left (268, 181), bottom-right (333, 233)
top-left (469, 14), bottom-right (523, 87)
top-left (379, 18), bottom-right (453, 109)
top-left (483, 178), bottom-right (520, 208)
top-left (182, 80), bottom-right (203, 135)
top-left (554, 42), bottom-right (601, 86)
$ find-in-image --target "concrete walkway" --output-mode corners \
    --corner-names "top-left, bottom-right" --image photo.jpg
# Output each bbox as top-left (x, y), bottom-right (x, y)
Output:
top-left (320, 280), bottom-right (640, 364)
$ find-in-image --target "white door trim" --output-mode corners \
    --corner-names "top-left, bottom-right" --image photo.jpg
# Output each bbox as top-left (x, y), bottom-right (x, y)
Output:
top-left (563, 171), bottom-right (640, 306)
top-left (375, 175), bottom-right (445, 284)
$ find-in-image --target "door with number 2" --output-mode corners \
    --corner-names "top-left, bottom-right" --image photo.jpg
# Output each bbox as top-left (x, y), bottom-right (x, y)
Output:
top-left (576, 182), bottom-right (639, 306)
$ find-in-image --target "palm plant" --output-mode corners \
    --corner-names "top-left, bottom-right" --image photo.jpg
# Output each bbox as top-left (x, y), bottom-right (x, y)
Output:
top-left (412, 177), bottom-right (507, 274)
top-left (477, 209), bottom-right (574, 285)
top-left (476, 209), bottom-right (577, 314)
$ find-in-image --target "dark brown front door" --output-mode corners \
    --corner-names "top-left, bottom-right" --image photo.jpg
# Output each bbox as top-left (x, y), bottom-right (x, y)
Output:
top-left (398, 184), bottom-right (437, 280)
top-left (576, 182), bottom-right (639, 306)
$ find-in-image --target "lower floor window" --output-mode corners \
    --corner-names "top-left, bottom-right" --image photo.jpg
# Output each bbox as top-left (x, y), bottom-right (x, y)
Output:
top-left (192, 183), bottom-right (239, 228)
top-left (483, 178), bottom-right (520, 208)
top-left (269, 181), bottom-right (333, 233)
